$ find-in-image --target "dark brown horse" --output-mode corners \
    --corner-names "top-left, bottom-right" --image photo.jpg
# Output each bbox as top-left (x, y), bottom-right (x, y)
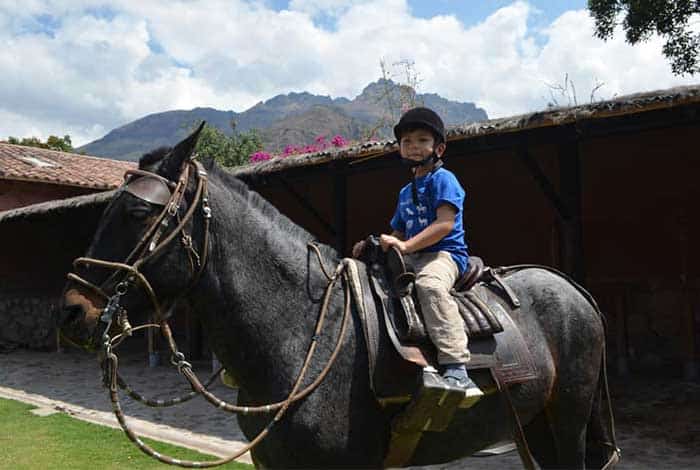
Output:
top-left (60, 127), bottom-right (618, 469)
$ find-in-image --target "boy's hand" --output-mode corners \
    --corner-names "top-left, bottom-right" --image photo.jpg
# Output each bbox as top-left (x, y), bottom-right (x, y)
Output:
top-left (352, 240), bottom-right (366, 258)
top-left (379, 234), bottom-right (407, 253)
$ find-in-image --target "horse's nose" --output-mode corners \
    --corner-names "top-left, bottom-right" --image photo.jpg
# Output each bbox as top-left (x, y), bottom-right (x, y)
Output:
top-left (59, 303), bottom-right (84, 327)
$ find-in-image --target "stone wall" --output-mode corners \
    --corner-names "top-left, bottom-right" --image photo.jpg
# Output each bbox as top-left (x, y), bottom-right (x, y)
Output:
top-left (0, 290), bottom-right (57, 350)
top-left (0, 194), bottom-right (108, 351)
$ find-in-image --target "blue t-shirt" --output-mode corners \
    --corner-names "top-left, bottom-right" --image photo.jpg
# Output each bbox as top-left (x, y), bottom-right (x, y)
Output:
top-left (390, 167), bottom-right (469, 274)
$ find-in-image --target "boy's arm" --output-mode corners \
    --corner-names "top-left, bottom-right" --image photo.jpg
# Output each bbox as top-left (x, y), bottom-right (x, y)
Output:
top-left (352, 230), bottom-right (406, 258)
top-left (380, 204), bottom-right (455, 253)
top-left (390, 230), bottom-right (405, 240)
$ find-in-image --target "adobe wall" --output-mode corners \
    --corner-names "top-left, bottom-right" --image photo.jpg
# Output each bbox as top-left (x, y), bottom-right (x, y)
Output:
top-left (0, 180), bottom-right (94, 212)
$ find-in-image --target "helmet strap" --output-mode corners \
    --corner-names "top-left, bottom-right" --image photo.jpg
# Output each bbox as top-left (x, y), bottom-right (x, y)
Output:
top-left (402, 150), bottom-right (440, 169)
top-left (410, 156), bottom-right (443, 205)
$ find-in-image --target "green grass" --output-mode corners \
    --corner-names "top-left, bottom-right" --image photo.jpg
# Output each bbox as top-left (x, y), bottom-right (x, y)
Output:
top-left (0, 398), bottom-right (253, 469)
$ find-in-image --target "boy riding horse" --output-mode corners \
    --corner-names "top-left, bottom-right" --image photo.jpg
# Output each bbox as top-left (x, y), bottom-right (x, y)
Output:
top-left (353, 107), bottom-right (482, 398)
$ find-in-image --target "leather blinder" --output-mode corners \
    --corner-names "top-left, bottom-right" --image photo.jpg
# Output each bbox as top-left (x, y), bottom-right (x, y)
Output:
top-left (124, 177), bottom-right (172, 206)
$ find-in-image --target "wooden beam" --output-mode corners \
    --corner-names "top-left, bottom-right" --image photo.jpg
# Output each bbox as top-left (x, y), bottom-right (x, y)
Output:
top-left (277, 176), bottom-right (336, 237)
top-left (333, 163), bottom-right (348, 254)
top-left (515, 146), bottom-right (571, 222)
top-left (558, 140), bottom-right (586, 283)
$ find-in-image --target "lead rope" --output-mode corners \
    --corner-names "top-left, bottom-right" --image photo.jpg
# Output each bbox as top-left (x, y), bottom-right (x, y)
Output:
top-left (103, 324), bottom-right (222, 408)
top-left (103, 255), bottom-right (351, 467)
top-left (159, 245), bottom-right (349, 414)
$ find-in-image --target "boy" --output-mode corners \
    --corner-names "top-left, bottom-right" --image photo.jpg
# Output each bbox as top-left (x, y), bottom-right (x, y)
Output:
top-left (353, 107), bottom-right (482, 397)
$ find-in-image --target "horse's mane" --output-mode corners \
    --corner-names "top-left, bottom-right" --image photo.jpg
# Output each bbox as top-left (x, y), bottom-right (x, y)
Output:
top-left (136, 150), bottom-right (336, 258)
top-left (204, 159), bottom-right (337, 258)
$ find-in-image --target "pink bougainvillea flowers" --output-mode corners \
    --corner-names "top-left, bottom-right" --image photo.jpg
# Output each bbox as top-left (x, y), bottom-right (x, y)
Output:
top-left (249, 134), bottom-right (349, 163)
top-left (249, 151), bottom-right (272, 162)
top-left (331, 135), bottom-right (347, 147)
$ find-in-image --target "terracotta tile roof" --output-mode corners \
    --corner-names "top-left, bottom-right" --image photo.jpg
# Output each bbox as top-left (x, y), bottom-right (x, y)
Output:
top-left (0, 143), bottom-right (135, 190)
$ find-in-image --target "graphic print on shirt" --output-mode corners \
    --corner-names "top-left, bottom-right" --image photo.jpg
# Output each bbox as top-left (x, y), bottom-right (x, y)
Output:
top-left (390, 167), bottom-right (469, 276)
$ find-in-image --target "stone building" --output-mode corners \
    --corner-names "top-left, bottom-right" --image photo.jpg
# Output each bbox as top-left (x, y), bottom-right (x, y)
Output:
top-left (0, 144), bottom-right (134, 349)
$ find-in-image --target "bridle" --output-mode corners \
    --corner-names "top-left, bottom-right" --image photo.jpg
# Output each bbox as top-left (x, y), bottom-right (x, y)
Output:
top-left (66, 159), bottom-right (212, 333)
top-left (64, 156), bottom-right (351, 467)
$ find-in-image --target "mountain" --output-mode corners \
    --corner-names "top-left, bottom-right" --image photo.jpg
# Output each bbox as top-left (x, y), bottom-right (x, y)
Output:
top-left (79, 79), bottom-right (488, 160)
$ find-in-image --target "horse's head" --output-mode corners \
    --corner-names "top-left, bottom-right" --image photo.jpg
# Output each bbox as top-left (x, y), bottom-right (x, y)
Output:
top-left (59, 124), bottom-right (209, 350)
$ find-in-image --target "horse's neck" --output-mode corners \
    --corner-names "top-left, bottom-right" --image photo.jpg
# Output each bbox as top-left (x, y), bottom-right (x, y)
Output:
top-left (190, 174), bottom-right (340, 395)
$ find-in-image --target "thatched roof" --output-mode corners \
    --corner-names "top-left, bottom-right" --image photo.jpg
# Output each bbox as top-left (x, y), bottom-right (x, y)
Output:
top-left (230, 84), bottom-right (700, 177)
top-left (0, 190), bottom-right (115, 223)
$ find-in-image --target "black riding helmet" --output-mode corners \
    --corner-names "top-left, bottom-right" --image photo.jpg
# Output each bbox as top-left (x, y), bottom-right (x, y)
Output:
top-left (393, 107), bottom-right (446, 144)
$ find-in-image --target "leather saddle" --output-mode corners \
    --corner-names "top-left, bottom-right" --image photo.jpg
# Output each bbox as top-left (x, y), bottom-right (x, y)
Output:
top-left (348, 238), bottom-right (539, 468)
top-left (353, 236), bottom-right (536, 401)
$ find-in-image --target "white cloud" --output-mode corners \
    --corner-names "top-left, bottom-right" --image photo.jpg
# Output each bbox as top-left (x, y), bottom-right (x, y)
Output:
top-left (288, 0), bottom-right (370, 18)
top-left (0, 0), bottom-right (697, 147)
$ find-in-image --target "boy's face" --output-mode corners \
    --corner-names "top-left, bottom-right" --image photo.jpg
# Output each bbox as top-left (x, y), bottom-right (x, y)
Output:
top-left (399, 128), bottom-right (445, 163)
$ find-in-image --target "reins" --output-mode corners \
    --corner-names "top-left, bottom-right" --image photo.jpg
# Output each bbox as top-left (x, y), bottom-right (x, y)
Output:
top-left (66, 158), bottom-right (351, 467)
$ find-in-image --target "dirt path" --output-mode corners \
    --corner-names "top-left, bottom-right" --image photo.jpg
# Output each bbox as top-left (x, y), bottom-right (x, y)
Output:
top-left (1, 350), bottom-right (698, 469)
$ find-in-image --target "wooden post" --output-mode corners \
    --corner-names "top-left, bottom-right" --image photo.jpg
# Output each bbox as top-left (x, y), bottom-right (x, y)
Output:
top-left (333, 163), bottom-right (348, 255)
top-left (212, 353), bottom-right (221, 374)
top-left (558, 140), bottom-right (585, 284)
top-left (147, 327), bottom-right (159, 367)
top-left (56, 327), bottom-right (63, 353)
top-left (678, 213), bottom-right (698, 380)
top-left (185, 305), bottom-right (203, 360)
top-left (614, 291), bottom-right (629, 376)
top-left (684, 295), bottom-right (698, 380)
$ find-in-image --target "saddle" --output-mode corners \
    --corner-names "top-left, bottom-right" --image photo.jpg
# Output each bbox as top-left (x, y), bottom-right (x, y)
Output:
top-left (348, 237), bottom-right (538, 467)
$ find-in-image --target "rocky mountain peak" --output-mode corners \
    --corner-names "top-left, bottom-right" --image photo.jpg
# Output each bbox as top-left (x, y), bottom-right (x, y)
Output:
top-left (79, 81), bottom-right (488, 160)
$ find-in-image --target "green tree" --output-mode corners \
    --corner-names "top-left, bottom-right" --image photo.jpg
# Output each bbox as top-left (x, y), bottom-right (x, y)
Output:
top-left (46, 135), bottom-right (73, 152)
top-left (192, 121), bottom-right (263, 167)
top-left (6, 134), bottom-right (74, 152)
top-left (588, 0), bottom-right (700, 75)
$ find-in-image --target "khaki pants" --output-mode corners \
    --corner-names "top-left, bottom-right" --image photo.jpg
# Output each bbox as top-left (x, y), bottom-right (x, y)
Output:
top-left (406, 251), bottom-right (469, 365)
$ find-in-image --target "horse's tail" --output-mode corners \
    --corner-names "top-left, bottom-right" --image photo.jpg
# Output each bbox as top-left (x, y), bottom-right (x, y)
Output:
top-left (585, 340), bottom-right (621, 469)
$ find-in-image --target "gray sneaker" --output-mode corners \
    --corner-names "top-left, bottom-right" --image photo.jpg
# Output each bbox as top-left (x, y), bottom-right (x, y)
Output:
top-left (443, 374), bottom-right (484, 398)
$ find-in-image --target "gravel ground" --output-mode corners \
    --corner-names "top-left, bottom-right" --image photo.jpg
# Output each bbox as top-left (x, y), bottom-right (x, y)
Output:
top-left (1, 349), bottom-right (698, 469)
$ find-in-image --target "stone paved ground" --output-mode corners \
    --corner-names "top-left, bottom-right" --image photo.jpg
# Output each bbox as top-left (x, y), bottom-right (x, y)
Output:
top-left (0, 349), bottom-right (252, 464)
top-left (1, 349), bottom-right (699, 469)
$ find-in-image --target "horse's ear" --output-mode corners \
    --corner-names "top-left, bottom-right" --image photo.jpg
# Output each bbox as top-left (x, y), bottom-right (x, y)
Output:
top-left (158, 121), bottom-right (205, 181)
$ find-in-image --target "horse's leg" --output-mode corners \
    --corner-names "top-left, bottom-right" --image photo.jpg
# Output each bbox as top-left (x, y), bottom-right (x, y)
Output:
top-left (522, 410), bottom-right (558, 468)
top-left (584, 362), bottom-right (618, 469)
top-left (585, 385), bottom-right (611, 468)
top-left (545, 357), bottom-right (601, 468)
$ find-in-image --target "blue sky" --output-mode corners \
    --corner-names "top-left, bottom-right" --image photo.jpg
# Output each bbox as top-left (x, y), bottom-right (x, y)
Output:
top-left (0, 0), bottom-right (696, 146)
top-left (407, 0), bottom-right (586, 24)
top-left (263, 0), bottom-right (587, 29)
